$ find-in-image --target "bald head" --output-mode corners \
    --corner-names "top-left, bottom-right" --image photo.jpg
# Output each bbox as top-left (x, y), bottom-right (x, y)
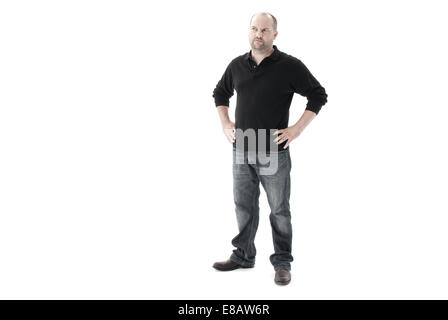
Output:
top-left (250, 12), bottom-right (277, 32)
top-left (248, 12), bottom-right (278, 53)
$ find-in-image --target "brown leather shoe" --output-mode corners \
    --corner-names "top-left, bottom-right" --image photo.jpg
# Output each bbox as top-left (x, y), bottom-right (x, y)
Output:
top-left (213, 259), bottom-right (254, 271)
top-left (274, 269), bottom-right (291, 285)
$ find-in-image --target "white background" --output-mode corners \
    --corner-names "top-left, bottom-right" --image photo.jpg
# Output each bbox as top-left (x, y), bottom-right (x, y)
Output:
top-left (1, 0), bottom-right (447, 299)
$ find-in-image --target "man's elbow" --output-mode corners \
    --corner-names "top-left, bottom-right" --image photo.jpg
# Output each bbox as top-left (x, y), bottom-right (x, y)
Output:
top-left (306, 92), bottom-right (328, 115)
top-left (213, 90), bottom-right (232, 107)
top-left (213, 95), bottom-right (230, 107)
top-left (309, 88), bottom-right (328, 107)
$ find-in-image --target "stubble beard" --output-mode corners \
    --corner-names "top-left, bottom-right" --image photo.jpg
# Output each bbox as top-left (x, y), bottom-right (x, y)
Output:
top-left (251, 39), bottom-right (267, 52)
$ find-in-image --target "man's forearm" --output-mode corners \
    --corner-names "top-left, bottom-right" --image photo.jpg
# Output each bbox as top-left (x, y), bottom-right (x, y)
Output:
top-left (216, 105), bottom-right (232, 126)
top-left (293, 109), bottom-right (316, 131)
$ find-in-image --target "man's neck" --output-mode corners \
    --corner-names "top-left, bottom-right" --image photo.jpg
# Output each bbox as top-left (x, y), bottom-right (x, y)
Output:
top-left (251, 46), bottom-right (275, 65)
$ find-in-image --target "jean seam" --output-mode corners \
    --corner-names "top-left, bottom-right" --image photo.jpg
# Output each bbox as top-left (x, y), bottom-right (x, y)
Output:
top-left (246, 168), bottom-right (259, 264)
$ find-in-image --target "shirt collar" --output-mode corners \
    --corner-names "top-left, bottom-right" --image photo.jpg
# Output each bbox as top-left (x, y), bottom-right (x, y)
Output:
top-left (245, 44), bottom-right (281, 62)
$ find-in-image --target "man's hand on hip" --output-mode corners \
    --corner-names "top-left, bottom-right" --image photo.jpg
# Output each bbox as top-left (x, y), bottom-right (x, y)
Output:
top-left (222, 121), bottom-right (236, 143)
top-left (273, 125), bottom-right (304, 149)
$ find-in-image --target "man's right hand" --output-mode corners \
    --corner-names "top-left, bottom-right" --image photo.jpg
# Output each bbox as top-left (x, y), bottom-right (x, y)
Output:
top-left (222, 121), bottom-right (236, 143)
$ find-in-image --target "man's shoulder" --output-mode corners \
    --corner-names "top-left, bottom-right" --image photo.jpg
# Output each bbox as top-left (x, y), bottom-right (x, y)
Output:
top-left (279, 51), bottom-right (302, 64)
top-left (279, 52), bottom-right (309, 73)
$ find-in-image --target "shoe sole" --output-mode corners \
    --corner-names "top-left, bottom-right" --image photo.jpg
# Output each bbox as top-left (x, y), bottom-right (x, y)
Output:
top-left (275, 278), bottom-right (291, 285)
top-left (213, 265), bottom-right (254, 271)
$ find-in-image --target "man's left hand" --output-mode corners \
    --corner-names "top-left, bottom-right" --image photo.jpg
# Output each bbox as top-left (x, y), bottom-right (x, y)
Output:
top-left (273, 125), bottom-right (303, 149)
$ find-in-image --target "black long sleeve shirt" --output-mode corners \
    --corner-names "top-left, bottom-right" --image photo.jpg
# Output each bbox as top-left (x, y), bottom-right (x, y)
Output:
top-left (212, 45), bottom-right (328, 152)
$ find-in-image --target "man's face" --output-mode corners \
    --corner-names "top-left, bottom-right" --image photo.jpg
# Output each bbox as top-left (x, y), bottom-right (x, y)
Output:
top-left (248, 15), bottom-right (278, 51)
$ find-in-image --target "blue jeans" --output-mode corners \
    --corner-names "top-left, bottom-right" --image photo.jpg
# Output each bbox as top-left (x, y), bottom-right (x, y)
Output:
top-left (229, 147), bottom-right (293, 271)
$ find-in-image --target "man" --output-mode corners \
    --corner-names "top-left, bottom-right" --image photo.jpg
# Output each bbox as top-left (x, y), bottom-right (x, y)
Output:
top-left (212, 12), bottom-right (328, 285)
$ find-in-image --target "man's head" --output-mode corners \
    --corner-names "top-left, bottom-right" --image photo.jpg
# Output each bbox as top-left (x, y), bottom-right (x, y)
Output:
top-left (248, 12), bottom-right (278, 52)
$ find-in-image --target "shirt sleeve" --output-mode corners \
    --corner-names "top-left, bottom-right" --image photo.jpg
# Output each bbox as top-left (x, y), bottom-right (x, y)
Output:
top-left (212, 62), bottom-right (234, 107)
top-left (289, 58), bottom-right (328, 115)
